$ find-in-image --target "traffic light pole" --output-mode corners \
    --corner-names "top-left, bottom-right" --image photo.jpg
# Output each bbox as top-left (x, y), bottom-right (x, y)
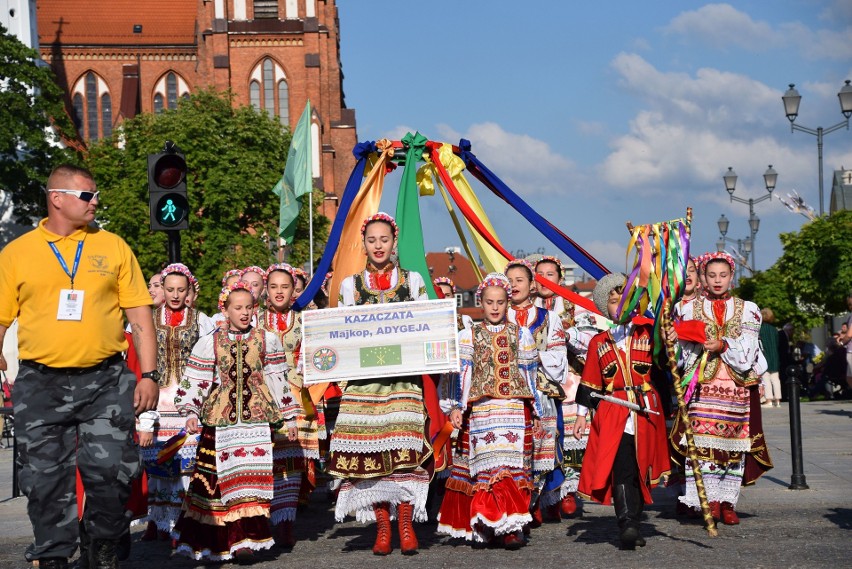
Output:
top-left (168, 230), bottom-right (181, 264)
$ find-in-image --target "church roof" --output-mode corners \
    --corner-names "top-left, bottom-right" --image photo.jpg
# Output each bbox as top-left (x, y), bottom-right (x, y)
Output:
top-left (37, 0), bottom-right (197, 46)
top-left (425, 252), bottom-right (481, 291)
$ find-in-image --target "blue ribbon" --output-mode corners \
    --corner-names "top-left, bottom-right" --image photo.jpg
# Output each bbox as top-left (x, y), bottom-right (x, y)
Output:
top-left (292, 141), bottom-right (377, 311)
top-left (456, 139), bottom-right (609, 279)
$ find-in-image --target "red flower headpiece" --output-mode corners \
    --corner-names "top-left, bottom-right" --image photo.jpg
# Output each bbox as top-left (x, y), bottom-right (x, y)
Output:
top-left (360, 212), bottom-right (399, 238)
top-left (702, 251), bottom-right (736, 273)
top-left (504, 258), bottom-right (535, 278)
top-left (433, 277), bottom-right (456, 293)
top-left (221, 269), bottom-right (243, 287)
top-left (535, 255), bottom-right (563, 277)
top-left (265, 263), bottom-right (296, 282)
top-left (476, 272), bottom-right (512, 299)
top-left (160, 263), bottom-right (195, 287)
top-left (241, 265), bottom-right (267, 284)
top-left (218, 281), bottom-right (256, 313)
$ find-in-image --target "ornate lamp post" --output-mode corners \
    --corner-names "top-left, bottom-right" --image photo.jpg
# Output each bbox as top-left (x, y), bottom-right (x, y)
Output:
top-left (782, 80), bottom-right (852, 216)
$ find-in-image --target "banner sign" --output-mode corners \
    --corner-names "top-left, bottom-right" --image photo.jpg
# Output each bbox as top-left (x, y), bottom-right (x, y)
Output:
top-left (301, 299), bottom-right (460, 385)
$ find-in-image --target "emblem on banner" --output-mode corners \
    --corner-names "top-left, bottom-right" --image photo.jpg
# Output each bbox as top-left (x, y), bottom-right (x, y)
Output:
top-left (312, 347), bottom-right (338, 372)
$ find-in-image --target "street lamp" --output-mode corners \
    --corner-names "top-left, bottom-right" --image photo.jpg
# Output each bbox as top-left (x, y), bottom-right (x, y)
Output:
top-left (782, 80), bottom-right (852, 216)
top-left (721, 166), bottom-right (775, 272)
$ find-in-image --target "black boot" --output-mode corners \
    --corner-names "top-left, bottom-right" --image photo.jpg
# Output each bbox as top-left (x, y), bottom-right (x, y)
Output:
top-left (626, 483), bottom-right (646, 547)
top-left (116, 528), bottom-right (132, 561)
top-left (89, 540), bottom-right (119, 569)
top-left (613, 484), bottom-right (641, 550)
top-left (38, 559), bottom-right (69, 569)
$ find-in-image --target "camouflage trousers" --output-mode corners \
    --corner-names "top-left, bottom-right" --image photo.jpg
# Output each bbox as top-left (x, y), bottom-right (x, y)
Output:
top-left (13, 357), bottom-right (140, 560)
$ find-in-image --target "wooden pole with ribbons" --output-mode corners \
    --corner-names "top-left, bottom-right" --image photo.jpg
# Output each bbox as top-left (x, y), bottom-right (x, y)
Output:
top-left (659, 207), bottom-right (718, 536)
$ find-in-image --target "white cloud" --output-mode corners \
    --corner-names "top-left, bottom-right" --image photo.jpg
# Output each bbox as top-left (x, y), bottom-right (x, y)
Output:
top-left (434, 122), bottom-right (577, 196)
top-left (575, 120), bottom-right (608, 136)
top-left (664, 3), bottom-right (852, 61)
top-left (583, 240), bottom-right (628, 274)
top-left (380, 124), bottom-right (418, 141)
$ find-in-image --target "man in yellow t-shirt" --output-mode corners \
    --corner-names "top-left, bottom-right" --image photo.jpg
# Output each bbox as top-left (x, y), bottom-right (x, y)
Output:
top-left (0, 164), bottom-right (158, 569)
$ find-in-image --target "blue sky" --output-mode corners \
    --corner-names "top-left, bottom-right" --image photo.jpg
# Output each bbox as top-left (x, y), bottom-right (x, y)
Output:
top-left (336, 1), bottom-right (852, 277)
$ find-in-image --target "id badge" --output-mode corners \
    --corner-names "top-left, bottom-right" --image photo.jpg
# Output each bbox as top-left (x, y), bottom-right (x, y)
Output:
top-left (57, 289), bottom-right (84, 321)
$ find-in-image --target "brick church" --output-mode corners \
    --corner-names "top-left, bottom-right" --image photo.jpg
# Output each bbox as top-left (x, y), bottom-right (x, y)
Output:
top-left (36, 0), bottom-right (357, 218)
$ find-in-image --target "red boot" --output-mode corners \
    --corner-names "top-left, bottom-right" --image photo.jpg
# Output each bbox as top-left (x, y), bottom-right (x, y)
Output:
top-left (561, 493), bottom-right (578, 517)
top-left (709, 501), bottom-right (721, 521)
top-left (529, 502), bottom-right (543, 528)
top-left (276, 520), bottom-right (296, 548)
top-left (140, 521), bottom-right (158, 542)
top-left (503, 530), bottom-right (525, 550)
top-left (397, 502), bottom-right (419, 555)
top-left (372, 503), bottom-right (392, 556)
top-left (721, 502), bottom-right (740, 525)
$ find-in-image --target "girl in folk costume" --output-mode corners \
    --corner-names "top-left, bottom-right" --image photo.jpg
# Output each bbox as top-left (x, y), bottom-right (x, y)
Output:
top-left (171, 282), bottom-right (300, 562)
top-left (328, 212), bottom-right (432, 556)
top-left (504, 259), bottom-right (567, 521)
top-left (437, 274), bottom-right (543, 549)
top-left (573, 273), bottom-right (671, 550)
top-left (211, 269), bottom-right (244, 328)
top-left (256, 263), bottom-right (318, 547)
top-left (138, 263), bottom-right (214, 542)
top-left (291, 267), bottom-right (308, 306)
top-left (533, 256), bottom-right (596, 518)
top-left (672, 252), bottom-right (772, 525)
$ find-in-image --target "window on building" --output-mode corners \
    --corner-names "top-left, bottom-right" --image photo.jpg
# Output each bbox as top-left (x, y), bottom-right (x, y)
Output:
top-left (250, 58), bottom-right (289, 126)
top-left (474, 295), bottom-right (481, 308)
top-left (71, 71), bottom-right (111, 141)
top-left (254, 0), bottom-right (278, 18)
top-left (101, 93), bottom-right (112, 138)
top-left (153, 72), bottom-right (190, 113)
top-left (455, 293), bottom-right (463, 308)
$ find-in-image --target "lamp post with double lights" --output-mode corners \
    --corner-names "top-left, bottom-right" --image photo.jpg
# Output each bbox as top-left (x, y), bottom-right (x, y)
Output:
top-left (782, 80), bottom-right (852, 217)
top-left (722, 166), bottom-right (776, 272)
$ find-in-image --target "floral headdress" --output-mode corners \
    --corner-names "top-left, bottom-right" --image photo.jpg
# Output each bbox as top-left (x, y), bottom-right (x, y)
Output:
top-left (265, 263), bottom-right (296, 282)
top-left (241, 265), bottom-right (267, 284)
top-left (504, 258), bottom-right (535, 279)
top-left (160, 263), bottom-right (195, 287)
top-left (321, 271), bottom-right (333, 295)
top-left (433, 277), bottom-right (456, 294)
top-left (535, 255), bottom-right (563, 278)
top-left (701, 251), bottom-right (736, 273)
top-left (476, 272), bottom-right (512, 300)
top-left (291, 267), bottom-right (308, 286)
top-left (217, 281), bottom-right (256, 313)
top-left (221, 268), bottom-right (243, 287)
top-left (360, 212), bottom-right (399, 238)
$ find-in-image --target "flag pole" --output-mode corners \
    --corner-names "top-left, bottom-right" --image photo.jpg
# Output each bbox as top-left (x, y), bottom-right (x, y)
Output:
top-left (309, 190), bottom-right (314, 277)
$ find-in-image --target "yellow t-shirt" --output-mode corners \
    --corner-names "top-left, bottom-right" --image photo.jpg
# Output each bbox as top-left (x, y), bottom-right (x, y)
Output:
top-left (0, 219), bottom-right (152, 367)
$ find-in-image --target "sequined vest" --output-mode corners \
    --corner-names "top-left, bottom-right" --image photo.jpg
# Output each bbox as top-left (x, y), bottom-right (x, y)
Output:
top-left (201, 328), bottom-right (283, 427)
top-left (353, 268), bottom-right (412, 304)
top-left (155, 306), bottom-right (200, 387)
top-left (468, 322), bottom-right (534, 404)
top-left (689, 297), bottom-right (760, 387)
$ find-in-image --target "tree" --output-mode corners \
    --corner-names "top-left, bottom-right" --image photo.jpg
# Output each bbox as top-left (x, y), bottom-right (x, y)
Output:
top-left (739, 210), bottom-right (852, 330)
top-left (0, 23), bottom-right (80, 234)
top-left (85, 89), bottom-right (329, 312)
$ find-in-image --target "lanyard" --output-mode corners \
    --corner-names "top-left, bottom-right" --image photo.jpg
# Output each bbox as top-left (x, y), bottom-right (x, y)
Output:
top-left (48, 240), bottom-right (84, 290)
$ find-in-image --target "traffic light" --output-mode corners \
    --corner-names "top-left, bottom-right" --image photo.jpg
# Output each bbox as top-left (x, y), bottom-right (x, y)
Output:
top-left (148, 141), bottom-right (189, 231)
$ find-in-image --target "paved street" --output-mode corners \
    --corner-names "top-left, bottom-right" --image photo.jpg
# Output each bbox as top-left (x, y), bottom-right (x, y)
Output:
top-left (0, 399), bottom-right (850, 568)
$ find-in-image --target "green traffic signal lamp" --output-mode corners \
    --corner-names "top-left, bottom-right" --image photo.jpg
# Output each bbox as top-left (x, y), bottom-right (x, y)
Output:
top-left (148, 141), bottom-right (189, 231)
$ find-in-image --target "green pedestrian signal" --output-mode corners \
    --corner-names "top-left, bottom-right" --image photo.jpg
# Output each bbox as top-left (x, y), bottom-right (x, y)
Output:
top-left (147, 141), bottom-right (189, 231)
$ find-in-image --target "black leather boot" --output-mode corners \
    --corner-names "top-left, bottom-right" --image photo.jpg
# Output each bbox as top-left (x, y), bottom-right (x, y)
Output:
top-left (89, 540), bottom-right (119, 569)
top-left (613, 484), bottom-right (640, 550)
top-left (37, 559), bottom-right (69, 569)
top-left (626, 483), bottom-right (646, 547)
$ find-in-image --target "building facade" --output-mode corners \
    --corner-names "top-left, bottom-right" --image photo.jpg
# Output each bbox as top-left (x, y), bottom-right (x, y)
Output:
top-left (36, 0), bottom-right (357, 218)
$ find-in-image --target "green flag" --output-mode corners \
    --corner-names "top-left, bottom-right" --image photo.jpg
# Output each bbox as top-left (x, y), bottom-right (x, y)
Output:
top-left (273, 100), bottom-right (313, 245)
top-left (360, 345), bottom-right (403, 368)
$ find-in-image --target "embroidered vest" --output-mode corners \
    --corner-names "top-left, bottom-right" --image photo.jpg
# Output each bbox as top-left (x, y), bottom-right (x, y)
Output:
top-left (468, 322), bottom-right (534, 404)
top-left (155, 306), bottom-right (200, 387)
top-left (258, 309), bottom-right (303, 389)
top-left (353, 268), bottom-right (412, 304)
top-left (201, 328), bottom-right (283, 427)
top-left (689, 297), bottom-right (760, 387)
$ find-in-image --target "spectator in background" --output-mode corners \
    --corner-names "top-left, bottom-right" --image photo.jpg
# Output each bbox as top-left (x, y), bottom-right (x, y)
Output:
top-left (778, 322), bottom-right (794, 397)
top-left (0, 319), bottom-right (18, 447)
top-left (759, 309), bottom-right (782, 408)
top-left (837, 292), bottom-right (852, 389)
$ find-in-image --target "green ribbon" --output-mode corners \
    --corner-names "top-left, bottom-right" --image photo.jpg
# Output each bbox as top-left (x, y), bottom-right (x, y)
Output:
top-left (395, 132), bottom-right (436, 298)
